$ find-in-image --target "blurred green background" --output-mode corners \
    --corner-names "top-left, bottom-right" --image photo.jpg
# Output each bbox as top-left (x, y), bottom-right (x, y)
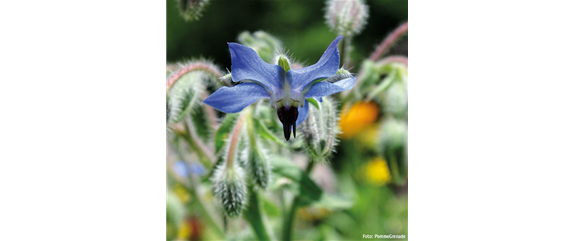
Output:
top-left (167, 0), bottom-right (407, 66)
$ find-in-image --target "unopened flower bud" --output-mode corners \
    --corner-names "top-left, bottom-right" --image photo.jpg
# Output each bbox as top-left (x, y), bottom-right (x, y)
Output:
top-left (211, 161), bottom-right (247, 217)
top-left (385, 80), bottom-right (408, 119)
top-left (177, 0), bottom-right (211, 22)
top-left (379, 118), bottom-right (407, 153)
top-left (325, 0), bottom-right (369, 36)
top-left (301, 96), bottom-right (340, 162)
top-left (274, 54), bottom-right (292, 72)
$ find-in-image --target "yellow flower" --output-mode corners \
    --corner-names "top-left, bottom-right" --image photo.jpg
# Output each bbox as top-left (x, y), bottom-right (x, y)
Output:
top-left (338, 101), bottom-right (379, 139)
top-left (177, 220), bottom-right (191, 240)
top-left (173, 184), bottom-right (191, 203)
top-left (358, 157), bottom-right (391, 186)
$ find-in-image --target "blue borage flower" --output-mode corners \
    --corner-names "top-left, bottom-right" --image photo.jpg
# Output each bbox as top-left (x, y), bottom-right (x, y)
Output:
top-left (204, 36), bottom-right (355, 140)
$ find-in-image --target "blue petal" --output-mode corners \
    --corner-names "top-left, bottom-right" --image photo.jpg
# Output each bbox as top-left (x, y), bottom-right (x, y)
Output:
top-left (304, 77), bottom-right (356, 99)
top-left (295, 100), bottom-right (310, 126)
top-left (287, 36), bottom-right (343, 91)
top-left (203, 83), bottom-right (270, 113)
top-left (228, 43), bottom-right (286, 92)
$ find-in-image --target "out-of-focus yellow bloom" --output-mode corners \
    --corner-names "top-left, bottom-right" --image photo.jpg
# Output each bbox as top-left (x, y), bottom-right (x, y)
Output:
top-left (174, 184), bottom-right (191, 203)
top-left (358, 157), bottom-right (391, 186)
top-left (338, 101), bottom-right (379, 139)
top-left (177, 220), bottom-right (191, 240)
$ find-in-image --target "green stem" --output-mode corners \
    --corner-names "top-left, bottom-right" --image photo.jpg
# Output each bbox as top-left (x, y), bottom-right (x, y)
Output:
top-left (389, 154), bottom-right (401, 184)
top-left (244, 188), bottom-right (272, 241)
top-left (243, 107), bottom-right (275, 241)
top-left (176, 118), bottom-right (215, 167)
top-left (365, 69), bottom-right (397, 101)
top-left (369, 22), bottom-right (408, 61)
top-left (282, 161), bottom-right (315, 241)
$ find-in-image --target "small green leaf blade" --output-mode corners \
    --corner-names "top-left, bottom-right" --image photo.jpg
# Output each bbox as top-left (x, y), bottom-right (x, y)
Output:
top-left (253, 118), bottom-right (288, 148)
top-left (270, 157), bottom-right (322, 206)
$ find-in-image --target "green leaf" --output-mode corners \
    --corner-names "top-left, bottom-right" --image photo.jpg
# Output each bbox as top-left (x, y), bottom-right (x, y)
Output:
top-left (253, 118), bottom-right (288, 148)
top-left (214, 113), bottom-right (239, 153)
top-left (270, 157), bottom-right (322, 206)
top-left (306, 98), bottom-right (320, 109)
top-left (260, 194), bottom-right (281, 217)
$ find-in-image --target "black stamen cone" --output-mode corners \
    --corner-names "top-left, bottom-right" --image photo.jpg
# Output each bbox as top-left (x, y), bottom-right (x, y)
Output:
top-left (277, 106), bottom-right (298, 140)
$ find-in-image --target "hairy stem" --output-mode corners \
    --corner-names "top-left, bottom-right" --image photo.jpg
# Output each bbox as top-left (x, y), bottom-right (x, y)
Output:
top-left (376, 55), bottom-right (408, 67)
top-left (369, 22), bottom-right (408, 61)
top-left (244, 188), bottom-right (273, 241)
top-left (226, 114), bottom-right (244, 169)
top-left (201, 92), bottom-right (219, 130)
top-left (171, 121), bottom-right (215, 167)
top-left (166, 62), bottom-right (223, 91)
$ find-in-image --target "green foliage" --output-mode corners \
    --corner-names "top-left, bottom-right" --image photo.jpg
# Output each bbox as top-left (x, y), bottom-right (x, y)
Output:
top-left (270, 157), bottom-right (322, 206)
top-left (253, 117), bottom-right (289, 148)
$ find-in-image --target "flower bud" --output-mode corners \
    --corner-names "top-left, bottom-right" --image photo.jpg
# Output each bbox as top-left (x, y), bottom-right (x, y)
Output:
top-left (177, 0), bottom-right (211, 22)
top-left (300, 96), bottom-right (340, 162)
top-left (385, 80), bottom-right (408, 119)
top-left (379, 118), bottom-right (407, 155)
top-left (325, 0), bottom-right (369, 36)
top-left (211, 161), bottom-right (247, 217)
top-left (247, 141), bottom-right (272, 189)
top-left (274, 54), bottom-right (292, 72)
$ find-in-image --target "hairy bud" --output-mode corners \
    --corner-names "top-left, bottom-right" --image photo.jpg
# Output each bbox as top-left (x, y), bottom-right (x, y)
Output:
top-left (247, 140), bottom-right (272, 189)
top-left (379, 118), bottom-right (407, 154)
top-left (177, 0), bottom-right (211, 22)
top-left (211, 161), bottom-right (247, 217)
top-left (385, 80), bottom-right (408, 119)
top-left (300, 97), bottom-right (340, 162)
top-left (325, 0), bottom-right (369, 36)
